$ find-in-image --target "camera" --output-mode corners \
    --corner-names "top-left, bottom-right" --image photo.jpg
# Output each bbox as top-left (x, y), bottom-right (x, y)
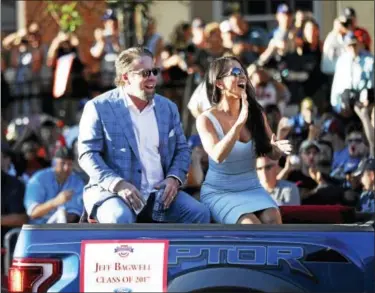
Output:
top-left (341, 88), bottom-right (361, 108)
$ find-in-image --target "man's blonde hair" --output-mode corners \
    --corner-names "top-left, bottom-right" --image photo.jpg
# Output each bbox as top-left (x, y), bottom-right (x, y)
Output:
top-left (114, 47), bottom-right (153, 87)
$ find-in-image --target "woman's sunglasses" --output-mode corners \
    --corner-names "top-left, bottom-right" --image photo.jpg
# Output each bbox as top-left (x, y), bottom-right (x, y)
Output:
top-left (129, 67), bottom-right (160, 78)
top-left (220, 67), bottom-right (246, 78)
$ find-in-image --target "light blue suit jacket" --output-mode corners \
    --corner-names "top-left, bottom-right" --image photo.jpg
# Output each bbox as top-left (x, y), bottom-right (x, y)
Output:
top-left (78, 88), bottom-right (191, 211)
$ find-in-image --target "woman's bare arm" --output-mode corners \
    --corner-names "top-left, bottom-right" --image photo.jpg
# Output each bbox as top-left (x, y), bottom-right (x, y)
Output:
top-left (196, 113), bottom-right (242, 164)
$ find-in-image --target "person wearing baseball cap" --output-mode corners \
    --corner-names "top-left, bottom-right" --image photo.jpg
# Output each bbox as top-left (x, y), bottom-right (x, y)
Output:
top-left (23, 146), bottom-right (85, 224)
top-left (353, 157), bottom-right (375, 212)
top-left (299, 139), bottom-right (321, 155)
top-left (272, 4), bottom-right (293, 39)
top-left (330, 30), bottom-right (374, 114)
top-left (342, 7), bottom-right (371, 51)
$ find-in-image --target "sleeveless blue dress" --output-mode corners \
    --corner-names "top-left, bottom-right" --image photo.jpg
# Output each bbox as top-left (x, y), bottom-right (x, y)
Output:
top-left (200, 112), bottom-right (278, 224)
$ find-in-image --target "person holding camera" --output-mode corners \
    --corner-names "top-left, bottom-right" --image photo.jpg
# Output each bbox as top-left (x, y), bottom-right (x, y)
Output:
top-left (330, 32), bottom-right (374, 115)
top-left (90, 9), bottom-right (121, 91)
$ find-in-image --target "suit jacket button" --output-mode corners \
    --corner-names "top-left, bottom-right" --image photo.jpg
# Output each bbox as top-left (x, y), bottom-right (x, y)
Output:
top-left (137, 169), bottom-right (141, 173)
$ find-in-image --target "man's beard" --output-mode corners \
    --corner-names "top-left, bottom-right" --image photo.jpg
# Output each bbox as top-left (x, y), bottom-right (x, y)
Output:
top-left (138, 89), bottom-right (155, 102)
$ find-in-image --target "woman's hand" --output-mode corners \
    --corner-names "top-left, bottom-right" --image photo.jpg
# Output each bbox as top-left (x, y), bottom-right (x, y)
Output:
top-left (235, 92), bottom-right (248, 128)
top-left (270, 134), bottom-right (292, 155)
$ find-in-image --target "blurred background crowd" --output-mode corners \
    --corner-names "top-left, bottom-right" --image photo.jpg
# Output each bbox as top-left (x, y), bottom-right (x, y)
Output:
top-left (1, 1), bottom-right (374, 248)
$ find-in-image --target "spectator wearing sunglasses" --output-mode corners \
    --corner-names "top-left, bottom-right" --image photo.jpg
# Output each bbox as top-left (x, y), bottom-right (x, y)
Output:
top-left (331, 123), bottom-right (369, 180)
top-left (196, 56), bottom-right (292, 224)
top-left (256, 156), bottom-right (300, 206)
top-left (78, 47), bottom-right (210, 224)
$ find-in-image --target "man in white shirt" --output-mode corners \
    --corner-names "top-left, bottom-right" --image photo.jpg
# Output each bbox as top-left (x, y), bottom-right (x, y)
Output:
top-left (78, 47), bottom-right (210, 223)
top-left (321, 17), bottom-right (347, 76)
top-left (330, 32), bottom-right (373, 114)
top-left (256, 156), bottom-right (301, 206)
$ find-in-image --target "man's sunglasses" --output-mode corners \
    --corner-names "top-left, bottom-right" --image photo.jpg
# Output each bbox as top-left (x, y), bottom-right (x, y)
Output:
top-left (129, 67), bottom-right (160, 78)
top-left (220, 67), bottom-right (246, 78)
top-left (348, 138), bottom-right (363, 144)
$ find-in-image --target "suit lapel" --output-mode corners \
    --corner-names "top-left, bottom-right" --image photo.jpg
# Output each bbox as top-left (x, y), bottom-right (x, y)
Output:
top-left (154, 95), bottom-right (169, 157)
top-left (108, 88), bottom-right (141, 162)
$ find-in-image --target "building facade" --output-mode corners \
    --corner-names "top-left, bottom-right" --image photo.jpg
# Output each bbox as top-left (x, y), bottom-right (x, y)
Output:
top-left (3, 0), bottom-right (374, 52)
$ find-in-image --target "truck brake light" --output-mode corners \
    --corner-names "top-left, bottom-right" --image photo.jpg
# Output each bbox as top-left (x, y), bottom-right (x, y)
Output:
top-left (8, 258), bottom-right (62, 293)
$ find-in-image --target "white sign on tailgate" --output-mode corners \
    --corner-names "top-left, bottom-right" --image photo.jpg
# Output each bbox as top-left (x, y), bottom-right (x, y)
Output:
top-left (80, 240), bottom-right (169, 292)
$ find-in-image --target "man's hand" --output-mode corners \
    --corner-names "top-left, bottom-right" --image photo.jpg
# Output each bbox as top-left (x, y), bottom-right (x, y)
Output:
top-left (154, 177), bottom-right (180, 209)
top-left (116, 181), bottom-right (144, 211)
top-left (53, 190), bottom-right (74, 207)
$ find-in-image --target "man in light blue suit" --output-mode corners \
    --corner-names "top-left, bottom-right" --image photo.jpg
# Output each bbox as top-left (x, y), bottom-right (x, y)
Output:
top-left (78, 47), bottom-right (210, 223)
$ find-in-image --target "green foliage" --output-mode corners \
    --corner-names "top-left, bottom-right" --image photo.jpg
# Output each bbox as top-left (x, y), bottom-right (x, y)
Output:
top-left (47, 1), bottom-right (83, 33)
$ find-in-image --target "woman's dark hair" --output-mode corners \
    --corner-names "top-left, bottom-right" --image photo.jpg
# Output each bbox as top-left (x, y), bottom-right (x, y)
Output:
top-left (205, 56), bottom-right (272, 156)
top-left (302, 18), bottom-right (320, 42)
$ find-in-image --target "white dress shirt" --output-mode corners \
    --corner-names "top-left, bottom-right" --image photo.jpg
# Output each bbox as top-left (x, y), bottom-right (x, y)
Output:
top-left (121, 90), bottom-right (165, 198)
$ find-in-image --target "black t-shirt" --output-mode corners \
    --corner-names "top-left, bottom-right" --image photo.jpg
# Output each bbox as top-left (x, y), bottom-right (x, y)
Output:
top-left (286, 170), bottom-right (317, 191)
top-left (302, 183), bottom-right (344, 205)
top-left (55, 46), bottom-right (88, 98)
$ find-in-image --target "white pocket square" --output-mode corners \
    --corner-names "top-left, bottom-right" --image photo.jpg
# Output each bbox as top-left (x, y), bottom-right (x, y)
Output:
top-left (119, 148), bottom-right (127, 152)
top-left (169, 129), bottom-right (175, 138)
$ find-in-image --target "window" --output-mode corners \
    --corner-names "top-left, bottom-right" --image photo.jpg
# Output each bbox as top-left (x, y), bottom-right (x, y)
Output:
top-left (1, 0), bottom-right (17, 33)
top-left (222, 0), bottom-right (314, 31)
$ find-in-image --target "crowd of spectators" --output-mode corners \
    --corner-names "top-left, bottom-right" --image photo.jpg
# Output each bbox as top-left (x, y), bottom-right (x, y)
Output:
top-left (1, 3), bottom-right (374, 249)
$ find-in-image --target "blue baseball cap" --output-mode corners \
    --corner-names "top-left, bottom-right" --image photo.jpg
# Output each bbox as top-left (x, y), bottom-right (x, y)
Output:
top-left (277, 4), bottom-right (291, 14)
top-left (103, 9), bottom-right (117, 21)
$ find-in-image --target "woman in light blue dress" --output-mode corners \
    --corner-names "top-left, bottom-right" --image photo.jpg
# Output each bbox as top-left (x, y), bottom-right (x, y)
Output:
top-left (196, 56), bottom-right (292, 224)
